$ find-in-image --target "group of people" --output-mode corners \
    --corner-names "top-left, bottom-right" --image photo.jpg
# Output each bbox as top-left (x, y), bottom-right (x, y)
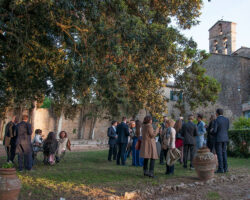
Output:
top-left (107, 108), bottom-right (230, 178)
top-left (3, 114), bottom-right (71, 171)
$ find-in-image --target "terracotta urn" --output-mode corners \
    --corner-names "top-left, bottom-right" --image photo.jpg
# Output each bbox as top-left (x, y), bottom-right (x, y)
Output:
top-left (193, 147), bottom-right (217, 181)
top-left (0, 168), bottom-right (21, 200)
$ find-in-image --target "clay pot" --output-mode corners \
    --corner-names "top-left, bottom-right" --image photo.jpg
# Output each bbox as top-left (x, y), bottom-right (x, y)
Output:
top-left (193, 147), bottom-right (217, 181)
top-left (0, 168), bottom-right (21, 200)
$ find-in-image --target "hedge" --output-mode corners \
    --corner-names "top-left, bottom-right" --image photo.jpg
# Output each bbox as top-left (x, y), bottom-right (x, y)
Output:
top-left (228, 129), bottom-right (250, 158)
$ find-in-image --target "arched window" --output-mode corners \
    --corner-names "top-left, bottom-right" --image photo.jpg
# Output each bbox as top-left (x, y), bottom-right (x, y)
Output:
top-left (223, 37), bottom-right (228, 54)
top-left (213, 40), bottom-right (218, 53)
top-left (219, 23), bottom-right (223, 35)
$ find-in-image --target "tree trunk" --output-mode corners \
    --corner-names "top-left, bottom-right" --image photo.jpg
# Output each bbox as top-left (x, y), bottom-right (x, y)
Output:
top-left (0, 118), bottom-right (4, 140)
top-left (77, 107), bottom-right (86, 139)
top-left (1, 120), bottom-right (7, 141)
top-left (28, 101), bottom-right (37, 132)
top-left (89, 117), bottom-right (97, 140)
top-left (14, 106), bottom-right (23, 123)
top-left (57, 113), bottom-right (63, 136)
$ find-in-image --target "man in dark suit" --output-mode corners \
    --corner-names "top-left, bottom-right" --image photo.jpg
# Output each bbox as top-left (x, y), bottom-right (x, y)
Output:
top-left (213, 108), bottom-right (229, 173)
top-left (16, 114), bottom-right (33, 171)
top-left (181, 114), bottom-right (198, 170)
top-left (116, 117), bottom-right (130, 166)
top-left (3, 116), bottom-right (17, 163)
top-left (107, 121), bottom-right (118, 161)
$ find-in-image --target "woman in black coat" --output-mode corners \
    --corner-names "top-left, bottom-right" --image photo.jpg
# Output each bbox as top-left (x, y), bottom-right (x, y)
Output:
top-left (207, 115), bottom-right (216, 153)
top-left (43, 132), bottom-right (58, 165)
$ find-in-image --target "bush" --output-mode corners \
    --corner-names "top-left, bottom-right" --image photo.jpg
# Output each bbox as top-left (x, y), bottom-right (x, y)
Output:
top-left (233, 117), bottom-right (250, 129)
top-left (1, 162), bottom-right (14, 168)
top-left (228, 129), bottom-right (250, 158)
top-left (40, 97), bottom-right (51, 108)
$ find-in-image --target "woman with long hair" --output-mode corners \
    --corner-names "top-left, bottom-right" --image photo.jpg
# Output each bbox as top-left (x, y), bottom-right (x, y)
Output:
top-left (140, 116), bottom-right (159, 178)
top-left (56, 131), bottom-right (69, 162)
top-left (174, 118), bottom-right (184, 164)
top-left (43, 132), bottom-right (58, 165)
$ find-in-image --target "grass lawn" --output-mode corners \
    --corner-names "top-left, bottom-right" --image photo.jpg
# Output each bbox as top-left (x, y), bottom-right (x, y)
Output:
top-left (0, 150), bottom-right (249, 200)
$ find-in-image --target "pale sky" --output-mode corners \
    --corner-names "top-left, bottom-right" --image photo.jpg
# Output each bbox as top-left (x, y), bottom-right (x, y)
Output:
top-left (182, 0), bottom-right (250, 52)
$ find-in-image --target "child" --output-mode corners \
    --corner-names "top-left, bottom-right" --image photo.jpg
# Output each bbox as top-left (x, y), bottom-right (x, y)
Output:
top-left (56, 131), bottom-right (70, 162)
top-left (32, 129), bottom-right (44, 161)
top-left (43, 132), bottom-right (58, 165)
top-left (33, 129), bottom-right (43, 146)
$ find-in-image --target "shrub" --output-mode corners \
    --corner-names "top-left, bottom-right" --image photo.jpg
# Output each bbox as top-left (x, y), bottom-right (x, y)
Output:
top-left (228, 129), bottom-right (250, 158)
top-left (233, 117), bottom-right (250, 129)
top-left (1, 162), bottom-right (14, 168)
top-left (40, 97), bottom-right (51, 108)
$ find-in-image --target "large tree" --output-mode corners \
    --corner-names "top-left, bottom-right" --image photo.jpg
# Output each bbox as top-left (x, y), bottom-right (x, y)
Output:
top-left (0, 0), bottom-right (217, 137)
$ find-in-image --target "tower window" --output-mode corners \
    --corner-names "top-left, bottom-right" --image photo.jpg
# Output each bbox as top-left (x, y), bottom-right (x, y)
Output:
top-left (219, 23), bottom-right (223, 35)
top-left (213, 40), bottom-right (218, 53)
top-left (223, 37), bottom-right (228, 54)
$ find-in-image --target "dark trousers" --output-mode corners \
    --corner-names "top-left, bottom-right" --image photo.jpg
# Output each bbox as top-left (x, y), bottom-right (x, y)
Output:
top-left (18, 152), bottom-right (33, 171)
top-left (215, 142), bottom-right (228, 172)
top-left (160, 149), bottom-right (164, 164)
top-left (10, 144), bottom-right (16, 162)
top-left (143, 158), bottom-right (155, 173)
top-left (108, 144), bottom-right (117, 161)
top-left (17, 145), bottom-right (33, 171)
top-left (5, 146), bottom-right (11, 162)
top-left (166, 164), bottom-right (175, 174)
top-left (132, 137), bottom-right (137, 165)
top-left (183, 144), bottom-right (195, 168)
top-left (160, 149), bottom-right (167, 164)
top-left (117, 143), bottom-right (127, 165)
top-left (207, 138), bottom-right (215, 153)
top-left (5, 145), bottom-right (16, 162)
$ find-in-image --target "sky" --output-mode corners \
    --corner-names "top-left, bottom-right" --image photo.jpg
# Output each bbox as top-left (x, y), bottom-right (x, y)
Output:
top-left (181, 0), bottom-right (250, 52)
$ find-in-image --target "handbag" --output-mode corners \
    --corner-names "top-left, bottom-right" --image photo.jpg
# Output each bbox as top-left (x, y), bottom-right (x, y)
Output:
top-left (135, 140), bottom-right (141, 150)
top-left (166, 148), bottom-right (181, 166)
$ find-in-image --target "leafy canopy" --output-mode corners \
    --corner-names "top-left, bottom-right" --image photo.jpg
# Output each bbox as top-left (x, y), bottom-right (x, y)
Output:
top-left (0, 0), bottom-right (217, 120)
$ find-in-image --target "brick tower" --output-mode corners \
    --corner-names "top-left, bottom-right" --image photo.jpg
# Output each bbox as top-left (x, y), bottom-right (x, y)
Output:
top-left (209, 20), bottom-right (236, 55)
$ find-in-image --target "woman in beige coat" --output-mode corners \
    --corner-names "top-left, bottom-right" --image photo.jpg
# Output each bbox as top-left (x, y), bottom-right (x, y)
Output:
top-left (165, 119), bottom-right (176, 175)
top-left (140, 116), bottom-right (159, 178)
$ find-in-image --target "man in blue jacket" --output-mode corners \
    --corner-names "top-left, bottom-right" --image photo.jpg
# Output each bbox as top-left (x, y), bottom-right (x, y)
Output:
top-left (116, 117), bottom-right (130, 166)
top-left (107, 121), bottom-right (118, 161)
top-left (213, 108), bottom-right (229, 173)
top-left (196, 113), bottom-right (206, 149)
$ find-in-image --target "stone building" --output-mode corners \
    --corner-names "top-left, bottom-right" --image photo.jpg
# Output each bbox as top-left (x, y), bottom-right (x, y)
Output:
top-left (203, 20), bottom-right (250, 120)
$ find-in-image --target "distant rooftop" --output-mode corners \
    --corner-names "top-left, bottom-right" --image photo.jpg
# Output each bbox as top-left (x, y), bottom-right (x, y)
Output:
top-left (208, 20), bottom-right (236, 31)
top-left (232, 46), bottom-right (250, 59)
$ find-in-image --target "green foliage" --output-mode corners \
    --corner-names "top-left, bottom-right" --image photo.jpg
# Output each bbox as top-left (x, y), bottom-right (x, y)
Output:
top-left (175, 51), bottom-right (221, 114)
top-left (1, 162), bottom-right (14, 168)
top-left (228, 129), bottom-right (250, 158)
top-left (40, 97), bottom-right (51, 109)
top-left (233, 117), bottom-right (250, 129)
top-left (0, 0), bottom-right (208, 123)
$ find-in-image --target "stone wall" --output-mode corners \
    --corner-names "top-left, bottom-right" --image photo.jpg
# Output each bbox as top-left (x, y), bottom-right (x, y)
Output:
top-left (0, 108), bottom-right (111, 142)
top-left (202, 53), bottom-right (250, 122)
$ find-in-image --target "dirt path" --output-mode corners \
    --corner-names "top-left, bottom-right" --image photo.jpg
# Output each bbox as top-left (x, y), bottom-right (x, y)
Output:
top-left (155, 175), bottom-right (250, 200)
top-left (120, 169), bottom-right (250, 200)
